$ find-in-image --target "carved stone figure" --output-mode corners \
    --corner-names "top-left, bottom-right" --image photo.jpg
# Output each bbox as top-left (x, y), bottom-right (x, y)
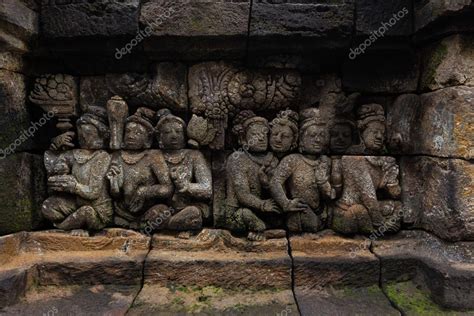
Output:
top-left (270, 109), bottom-right (299, 157)
top-left (224, 110), bottom-right (281, 241)
top-left (348, 103), bottom-right (387, 154)
top-left (270, 108), bottom-right (336, 233)
top-left (106, 107), bottom-right (174, 230)
top-left (332, 104), bottom-right (402, 235)
top-left (41, 108), bottom-right (112, 236)
top-left (330, 118), bottom-right (358, 154)
top-left (152, 109), bottom-right (213, 232)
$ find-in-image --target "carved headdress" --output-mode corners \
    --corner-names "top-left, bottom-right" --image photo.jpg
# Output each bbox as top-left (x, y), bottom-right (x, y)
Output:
top-left (127, 107), bottom-right (156, 134)
top-left (232, 110), bottom-right (269, 145)
top-left (76, 106), bottom-right (110, 138)
top-left (299, 107), bottom-right (326, 132)
top-left (357, 103), bottom-right (385, 130)
top-left (155, 108), bottom-right (186, 132)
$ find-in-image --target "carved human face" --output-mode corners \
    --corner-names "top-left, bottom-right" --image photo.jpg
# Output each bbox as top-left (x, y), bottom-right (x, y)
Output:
top-left (330, 124), bottom-right (353, 153)
top-left (300, 125), bottom-right (329, 155)
top-left (158, 121), bottom-right (186, 150)
top-left (78, 124), bottom-right (104, 149)
top-left (123, 122), bottom-right (150, 150)
top-left (361, 121), bottom-right (385, 151)
top-left (270, 124), bottom-right (294, 153)
top-left (244, 123), bottom-right (268, 153)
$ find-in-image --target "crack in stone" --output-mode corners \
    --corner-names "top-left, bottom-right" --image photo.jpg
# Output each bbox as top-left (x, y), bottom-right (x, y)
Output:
top-left (286, 231), bottom-right (302, 316)
top-left (125, 238), bottom-right (152, 315)
top-left (369, 240), bottom-right (404, 316)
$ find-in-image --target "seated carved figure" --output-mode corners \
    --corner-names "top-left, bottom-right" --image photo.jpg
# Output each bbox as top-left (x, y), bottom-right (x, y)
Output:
top-left (106, 107), bottom-right (173, 230)
top-left (270, 108), bottom-right (336, 233)
top-left (42, 109), bottom-right (112, 236)
top-left (151, 109), bottom-right (213, 232)
top-left (332, 104), bottom-right (402, 235)
top-left (224, 110), bottom-right (281, 241)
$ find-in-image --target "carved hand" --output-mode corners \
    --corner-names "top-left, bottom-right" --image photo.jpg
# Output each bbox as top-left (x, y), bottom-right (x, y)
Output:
top-left (48, 175), bottom-right (78, 193)
top-left (129, 186), bottom-right (147, 214)
top-left (258, 166), bottom-right (270, 187)
top-left (261, 199), bottom-right (281, 213)
top-left (50, 131), bottom-right (75, 151)
top-left (285, 198), bottom-right (310, 213)
top-left (106, 163), bottom-right (124, 188)
top-left (314, 158), bottom-right (331, 185)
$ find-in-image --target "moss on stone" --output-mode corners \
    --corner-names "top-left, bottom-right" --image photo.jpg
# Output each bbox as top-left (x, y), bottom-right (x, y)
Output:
top-left (385, 281), bottom-right (474, 316)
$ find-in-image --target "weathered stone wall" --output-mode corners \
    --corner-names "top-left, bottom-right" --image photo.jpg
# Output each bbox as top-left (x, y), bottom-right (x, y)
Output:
top-left (0, 0), bottom-right (472, 242)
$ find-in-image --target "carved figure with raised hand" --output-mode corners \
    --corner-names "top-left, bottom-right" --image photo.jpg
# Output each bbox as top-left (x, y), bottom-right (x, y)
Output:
top-left (42, 108), bottom-right (112, 236)
top-left (106, 107), bottom-right (173, 230)
top-left (152, 109), bottom-right (213, 233)
top-left (332, 104), bottom-right (402, 235)
top-left (270, 108), bottom-right (336, 233)
top-left (224, 110), bottom-right (281, 241)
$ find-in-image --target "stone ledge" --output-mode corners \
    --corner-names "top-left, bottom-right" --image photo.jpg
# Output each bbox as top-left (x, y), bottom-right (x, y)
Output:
top-left (1, 229), bottom-right (473, 312)
top-left (373, 230), bottom-right (474, 310)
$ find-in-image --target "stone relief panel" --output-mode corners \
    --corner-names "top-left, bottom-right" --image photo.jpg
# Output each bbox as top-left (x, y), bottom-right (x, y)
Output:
top-left (30, 67), bottom-right (405, 239)
top-left (188, 61), bottom-right (302, 149)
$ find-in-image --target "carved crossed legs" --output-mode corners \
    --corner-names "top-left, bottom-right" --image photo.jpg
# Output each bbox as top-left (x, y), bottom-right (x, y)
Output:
top-left (42, 195), bottom-right (113, 233)
top-left (143, 204), bottom-right (204, 233)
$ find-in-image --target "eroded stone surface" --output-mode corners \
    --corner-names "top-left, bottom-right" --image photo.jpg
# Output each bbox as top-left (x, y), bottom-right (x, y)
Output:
top-left (40, 0), bottom-right (140, 38)
top-left (373, 230), bottom-right (474, 310)
top-left (415, 0), bottom-right (474, 31)
top-left (388, 87), bottom-right (474, 160)
top-left (401, 157), bottom-right (474, 241)
top-left (0, 154), bottom-right (46, 236)
top-left (250, 0), bottom-right (354, 40)
top-left (421, 35), bottom-right (474, 91)
top-left (145, 229), bottom-right (292, 290)
top-left (356, 0), bottom-right (413, 36)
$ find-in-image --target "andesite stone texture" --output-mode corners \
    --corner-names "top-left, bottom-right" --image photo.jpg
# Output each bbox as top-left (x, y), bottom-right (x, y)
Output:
top-left (250, 0), bottom-right (354, 39)
top-left (388, 87), bottom-right (474, 160)
top-left (40, 0), bottom-right (140, 38)
top-left (420, 34), bottom-right (474, 91)
top-left (356, 0), bottom-right (413, 36)
top-left (0, 70), bottom-right (34, 152)
top-left (401, 156), bottom-right (474, 242)
top-left (415, 0), bottom-right (474, 31)
top-left (373, 230), bottom-right (474, 310)
top-left (0, 153), bottom-right (46, 236)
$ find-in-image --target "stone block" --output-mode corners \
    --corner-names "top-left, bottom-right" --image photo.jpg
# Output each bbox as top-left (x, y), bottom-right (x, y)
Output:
top-left (0, 153), bottom-right (46, 236)
top-left (0, 70), bottom-right (37, 152)
top-left (0, 0), bottom-right (38, 40)
top-left (145, 229), bottom-right (292, 290)
top-left (40, 0), bottom-right (140, 38)
top-left (401, 157), bottom-right (474, 241)
top-left (250, 0), bottom-right (354, 38)
top-left (356, 0), bottom-right (413, 36)
top-left (415, 0), bottom-right (474, 31)
top-left (420, 34), bottom-right (474, 91)
top-left (140, 0), bottom-right (250, 37)
top-left (374, 230), bottom-right (474, 310)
